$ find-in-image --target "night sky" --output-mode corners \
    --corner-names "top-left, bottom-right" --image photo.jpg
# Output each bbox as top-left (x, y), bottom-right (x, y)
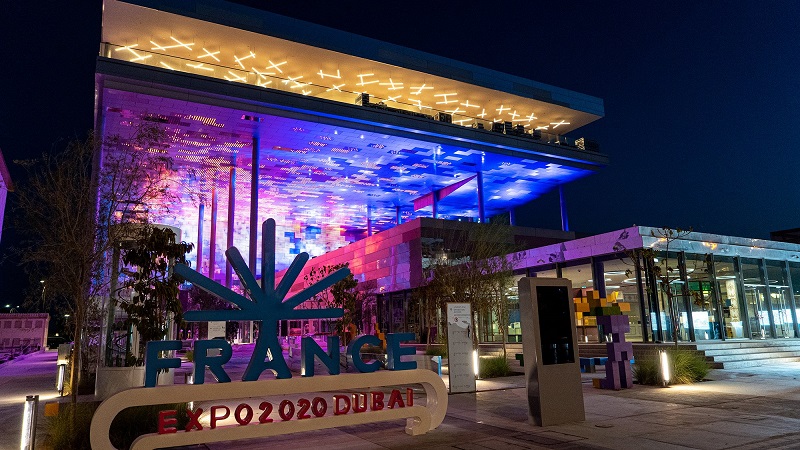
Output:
top-left (2, 1), bottom-right (799, 302)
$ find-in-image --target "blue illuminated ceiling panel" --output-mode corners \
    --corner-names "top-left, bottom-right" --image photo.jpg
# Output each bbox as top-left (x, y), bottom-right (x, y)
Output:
top-left (102, 88), bottom-right (593, 230)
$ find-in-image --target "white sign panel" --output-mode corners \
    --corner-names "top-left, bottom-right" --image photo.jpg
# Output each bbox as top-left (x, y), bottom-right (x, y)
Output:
top-left (208, 321), bottom-right (226, 340)
top-left (446, 302), bottom-right (475, 393)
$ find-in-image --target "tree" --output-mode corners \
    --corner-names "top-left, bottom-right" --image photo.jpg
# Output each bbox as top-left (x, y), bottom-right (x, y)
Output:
top-left (415, 222), bottom-right (518, 356)
top-left (117, 225), bottom-right (192, 365)
top-left (12, 125), bottom-right (175, 424)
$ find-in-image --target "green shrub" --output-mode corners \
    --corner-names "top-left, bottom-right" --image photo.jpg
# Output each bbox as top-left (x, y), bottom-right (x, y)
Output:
top-left (425, 346), bottom-right (447, 357)
top-left (633, 349), bottom-right (710, 386)
top-left (46, 401), bottom-right (98, 449)
top-left (670, 349), bottom-right (710, 384)
top-left (479, 356), bottom-right (512, 378)
top-left (47, 402), bottom-right (189, 450)
top-left (632, 358), bottom-right (660, 385)
top-left (185, 349), bottom-right (194, 362)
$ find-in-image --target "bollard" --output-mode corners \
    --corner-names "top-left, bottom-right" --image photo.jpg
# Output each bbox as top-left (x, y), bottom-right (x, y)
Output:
top-left (21, 394), bottom-right (39, 450)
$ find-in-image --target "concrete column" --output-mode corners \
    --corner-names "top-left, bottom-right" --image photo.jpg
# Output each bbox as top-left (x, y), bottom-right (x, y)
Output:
top-left (209, 187), bottom-right (218, 280)
top-left (559, 185), bottom-right (569, 232)
top-left (250, 137), bottom-right (259, 275)
top-left (477, 171), bottom-right (485, 223)
top-left (226, 161), bottom-right (236, 288)
top-left (196, 203), bottom-right (204, 274)
top-left (367, 205), bottom-right (373, 236)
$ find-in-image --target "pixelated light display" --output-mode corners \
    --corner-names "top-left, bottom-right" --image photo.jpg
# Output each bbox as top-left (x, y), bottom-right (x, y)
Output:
top-left (99, 86), bottom-right (593, 274)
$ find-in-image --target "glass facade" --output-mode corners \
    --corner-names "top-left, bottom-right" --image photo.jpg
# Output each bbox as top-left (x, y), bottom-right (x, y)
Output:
top-left (373, 227), bottom-right (800, 345)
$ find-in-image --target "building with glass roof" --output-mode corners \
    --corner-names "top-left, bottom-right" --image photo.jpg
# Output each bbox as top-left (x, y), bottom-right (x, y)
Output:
top-left (95, 0), bottom-right (607, 282)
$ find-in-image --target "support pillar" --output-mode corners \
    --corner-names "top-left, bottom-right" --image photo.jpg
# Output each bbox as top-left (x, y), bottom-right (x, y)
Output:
top-left (226, 161), bottom-right (236, 289)
top-left (432, 190), bottom-right (438, 219)
top-left (209, 187), bottom-right (218, 280)
top-left (509, 208), bottom-right (516, 226)
top-left (250, 137), bottom-right (259, 275)
top-left (367, 205), bottom-right (373, 236)
top-left (477, 171), bottom-right (485, 224)
top-left (196, 203), bottom-right (204, 274)
top-left (395, 205), bottom-right (401, 225)
top-left (591, 257), bottom-right (606, 299)
top-left (559, 185), bottom-right (569, 232)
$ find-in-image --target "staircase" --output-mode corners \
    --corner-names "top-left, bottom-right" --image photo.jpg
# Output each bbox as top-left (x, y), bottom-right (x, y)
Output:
top-left (695, 340), bottom-right (800, 369)
top-left (578, 340), bottom-right (800, 369)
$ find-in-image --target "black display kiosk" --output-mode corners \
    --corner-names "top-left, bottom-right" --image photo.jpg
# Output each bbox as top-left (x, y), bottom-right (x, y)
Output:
top-left (518, 277), bottom-right (585, 426)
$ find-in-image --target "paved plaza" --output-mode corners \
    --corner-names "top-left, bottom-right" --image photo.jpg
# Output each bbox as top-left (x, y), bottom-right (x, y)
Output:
top-left (4, 346), bottom-right (800, 449)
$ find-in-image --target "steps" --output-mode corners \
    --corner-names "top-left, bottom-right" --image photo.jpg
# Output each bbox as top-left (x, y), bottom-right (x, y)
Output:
top-left (578, 339), bottom-right (800, 369)
top-left (695, 340), bottom-right (800, 369)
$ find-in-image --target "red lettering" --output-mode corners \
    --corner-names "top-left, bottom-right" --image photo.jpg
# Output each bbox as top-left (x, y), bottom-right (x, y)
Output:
top-left (279, 399), bottom-right (295, 421)
top-left (235, 403), bottom-right (253, 426)
top-left (297, 398), bottom-right (311, 420)
top-left (334, 395), bottom-right (351, 415)
top-left (407, 387), bottom-right (414, 406)
top-left (311, 397), bottom-right (327, 417)
top-left (185, 408), bottom-right (204, 431)
top-left (388, 389), bottom-right (405, 409)
top-left (210, 405), bottom-right (230, 429)
top-left (258, 401), bottom-right (273, 423)
top-left (352, 393), bottom-right (368, 413)
top-left (158, 410), bottom-right (177, 434)
top-left (371, 391), bottom-right (384, 411)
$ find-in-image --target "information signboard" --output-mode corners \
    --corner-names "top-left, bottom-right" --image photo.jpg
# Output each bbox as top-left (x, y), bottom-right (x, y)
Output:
top-left (446, 302), bottom-right (475, 393)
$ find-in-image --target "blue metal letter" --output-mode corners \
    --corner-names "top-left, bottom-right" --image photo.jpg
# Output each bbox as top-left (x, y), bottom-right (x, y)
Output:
top-left (144, 340), bottom-right (182, 387)
top-left (348, 335), bottom-right (382, 373)
top-left (193, 339), bottom-right (232, 384)
top-left (386, 333), bottom-right (417, 370)
top-left (301, 336), bottom-right (340, 377)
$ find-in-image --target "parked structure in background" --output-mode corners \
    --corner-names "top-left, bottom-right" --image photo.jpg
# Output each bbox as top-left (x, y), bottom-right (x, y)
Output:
top-left (0, 313), bottom-right (50, 351)
top-left (0, 148), bottom-right (13, 245)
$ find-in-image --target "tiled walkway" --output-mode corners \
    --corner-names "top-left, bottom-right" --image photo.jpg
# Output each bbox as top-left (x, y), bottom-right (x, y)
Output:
top-left (4, 346), bottom-right (800, 449)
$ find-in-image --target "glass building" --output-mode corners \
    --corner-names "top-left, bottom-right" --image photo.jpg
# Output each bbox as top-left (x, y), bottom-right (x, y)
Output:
top-left (514, 226), bottom-right (800, 343)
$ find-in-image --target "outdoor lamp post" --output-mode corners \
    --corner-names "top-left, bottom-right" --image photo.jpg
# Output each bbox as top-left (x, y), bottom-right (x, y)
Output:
top-left (20, 394), bottom-right (39, 450)
top-left (660, 350), bottom-right (670, 387)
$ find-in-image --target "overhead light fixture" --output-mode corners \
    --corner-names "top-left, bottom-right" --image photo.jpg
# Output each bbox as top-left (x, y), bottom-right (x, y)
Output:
top-left (326, 83), bottom-right (346, 92)
top-left (379, 78), bottom-right (404, 90)
top-left (186, 62), bottom-right (213, 71)
top-left (356, 73), bottom-right (379, 86)
top-left (198, 47), bottom-right (221, 62)
top-left (433, 93), bottom-right (458, 105)
top-left (550, 120), bottom-right (570, 128)
top-left (233, 51), bottom-right (256, 69)
top-left (317, 69), bottom-right (341, 79)
top-left (266, 60), bottom-right (287, 73)
top-left (410, 84), bottom-right (433, 95)
top-left (150, 37), bottom-right (194, 51)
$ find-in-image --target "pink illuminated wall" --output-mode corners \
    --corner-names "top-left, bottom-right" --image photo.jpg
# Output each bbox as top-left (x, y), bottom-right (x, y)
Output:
top-left (280, 219), bottom-right (425, 297)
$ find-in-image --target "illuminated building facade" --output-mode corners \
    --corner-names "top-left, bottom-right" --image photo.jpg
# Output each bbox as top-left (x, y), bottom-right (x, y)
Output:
top-left (96, 1), bottom-right (605, 277)
top-left (95, 1), bottom-right (608, 343)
